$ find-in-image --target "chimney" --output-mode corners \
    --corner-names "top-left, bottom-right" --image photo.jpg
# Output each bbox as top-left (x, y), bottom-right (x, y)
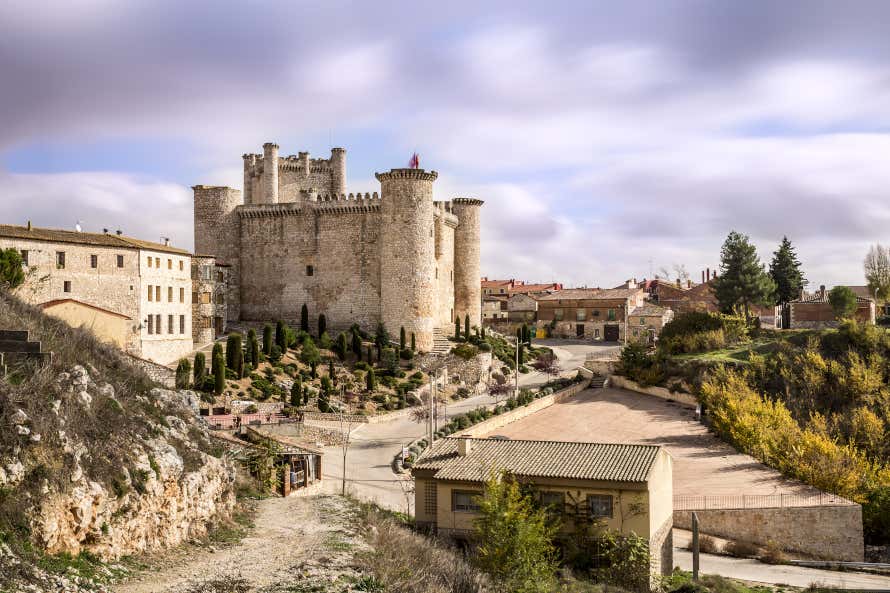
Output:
top-left (457, 437), bottom-right (473, 457)
top-left (687, 279), bottom-right (692, 288)
top-left (676, 278), bottom-right (681, 288)
top-left (707, 267), bottom-right (711, 282)
top-left (701, 270), bottom-right (705, 284)
top-left (163, 237), bottom-right (170, 246)
top-left (115, 230), bottom-right (122, 236)
top-left (26, 220), bottom-right (32, 231)
top-left (820, 285), bottom-right (826, 299)
top-left (103, 228), bottom-right (109, 234)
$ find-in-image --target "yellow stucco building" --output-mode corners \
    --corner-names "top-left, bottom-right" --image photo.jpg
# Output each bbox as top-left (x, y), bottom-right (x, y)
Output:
top-left (40, 299), bottom-right (132, 349)
top-left (412, 437), bottom-right (674, 576)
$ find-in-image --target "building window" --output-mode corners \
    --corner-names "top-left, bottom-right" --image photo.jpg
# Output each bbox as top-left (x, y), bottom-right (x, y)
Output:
top-left (167, 258), bottom-right (172, 269)
top-left (155, 257), bottom-right (160, 268)
top-left (215, 292), bottom-right (226, 305)
top-left (306, 265), bottom-right (314, 276)
top-left (180, 315), bottom-right (185, 334)
top-left (200, 292), bottom-right (211, 304)
top-left (90, 254), bottom-right (98, 268)
top-left (117, 255), bottom-right (124, 268)
top-left (179, 287), bottom-right (185, 303)
top-left (593, 310), bottom-right (600, 317)
top-left (155, 285), bottom-right (161, 301)
top-left (20, 250), bottom-right (28, 265)
top-left (576, 309), bottom-right (586, 321)
top-left (168, 286), bottom-right (173, 302)
top-left (179, 260), bottom-right (184, 271)
top-left (553, 308), bottom-right (564, 321)
top-left (147, 256), bottom-right (152, 267)
top-left (148, 286), bottom-right (153, 301)
top-left (63, 280), bottom-right (71, 293)
top-left (594, 328), bottom-right (600, 339)
top-left (56, 251), bottom-right (66, 269)
top-left (452, 490), bottom-right (481, 512)
top-left (607, 309), bottom-right (616, 321)
top-left (192, 291), bottom-right (198, 304)
top-left (633, 329), bottom-right (639, 337)
top-left (154, 314), bottom-right (161, 335)
top-left (540, 491), bottom-right (565, 510)
top-left (147, 315), bottom-right (153, 334)
top-left (168, 314), bottom-right (174, 334)
top-left (587, 494), bottom-right (613, 518)
top-left (424, 482), bottom-right (437, 517)
top-left (201, 266), bottom-right (212, 281)
top-left (640, 317), bottom-right (646, 325)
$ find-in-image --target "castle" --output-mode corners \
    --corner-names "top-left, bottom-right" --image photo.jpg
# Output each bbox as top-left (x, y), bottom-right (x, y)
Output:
top-left (193, 143), bottom-right (483, 351)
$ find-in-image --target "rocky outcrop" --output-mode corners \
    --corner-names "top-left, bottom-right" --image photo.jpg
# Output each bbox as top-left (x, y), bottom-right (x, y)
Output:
top-left (2, 366), bottom-right (235, 561)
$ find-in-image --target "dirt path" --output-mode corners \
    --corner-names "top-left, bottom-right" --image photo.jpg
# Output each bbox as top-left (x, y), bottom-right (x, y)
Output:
top-left (114, 494), bottom-right (367, 593)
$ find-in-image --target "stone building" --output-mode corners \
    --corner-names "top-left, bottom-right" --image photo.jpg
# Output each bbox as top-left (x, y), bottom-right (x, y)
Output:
top-left (789, 285), bottom-right (875, 329)
top-left (0, 224), bottom-right (195, 364)
top-left (191, 256), bottom-right (230, 345)
top-left (194, 144), bottom-right (483, 352)
top-left (537, 288), bottom-right (647, 342)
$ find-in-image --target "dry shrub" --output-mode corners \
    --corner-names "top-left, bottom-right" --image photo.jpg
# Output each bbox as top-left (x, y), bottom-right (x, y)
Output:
top-left (357, 506), bottom-right (489, 593)
top-left (723, 539), bottom-right (760, 558)
top-left (759, 540), bottom-right (788, 564)
top-left (697, 534), bottom-right (721, 555)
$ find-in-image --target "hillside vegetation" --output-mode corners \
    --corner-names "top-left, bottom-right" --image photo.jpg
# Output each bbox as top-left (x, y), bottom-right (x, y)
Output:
top-left (619, 312), bottom-right (890, 544)
top-left (0, 289), bottom-right (234, 591)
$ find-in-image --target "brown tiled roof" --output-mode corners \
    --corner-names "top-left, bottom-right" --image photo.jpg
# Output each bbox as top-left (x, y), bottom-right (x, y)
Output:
top-left (793, 290), bottom-right (873, 305)
top-left (39, 298), bottom-right (131, 319)
top-left (413, 438), bottom-right (662, 483)
top-left (630, 303), bottom-right (668, 317)
top-left (0, 224), bottom-right (190, 255)
top-left (481, 279), bottom-right (516, 288)
top-left (509, 283), bottom-right (561, 294)
top-left (538, 288), bottom-right (641, 301)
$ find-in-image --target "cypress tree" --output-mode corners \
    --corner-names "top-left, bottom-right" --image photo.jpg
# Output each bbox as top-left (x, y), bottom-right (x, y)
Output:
top-left (175, 359), bottom-right (191, 389)
top-left (769, 236), bottom-right (805, 305)
top-left (247, 329), bottom-right (259, 367)
top-left (455, 316), bottom-right (461, 339)
top-left (366, 344), bottom-right (373, 363)
top-left (465, 314), bottom-right (470, 339)
top-left (712, 230), bottom-right (776, 320)
top-left (318, 314), bottom-right (327, 338)
top-left (275, 320), bottom-right (286, 352)
top-left (303, 386), bottom-right (310, 406)
top-left (400, 326), bottom-right (406, 350)
top-left (226, 333), bottom-right (241, 370)
top-left (328, 358), bottom-right (335, 383)
top-left (366, 367), bottom-right (376, 391)
top-left (212, 342), bottom-right (223, 365)
top-left (410, 332), bottom-right (416, 352)
top-left (374, 322), bottom-right (390, 350)
top-left (233, 339), bottom-right (244, 378)
top-left (481, 326), bottom-right (486, 339)
top-left (290, 377), bottom-right (302, 407)
top-left (212, 350), bottom-right (225, 394)
top-left (352, 330), bottom-right (362, 360)
top-left (193, 352), bottom-right (206, 386)
top-left (262, 324), bottom-right (273, 356)
top-left (301, 304), bottom-right (309, 333)
top-left (336, 332), bottom-right (348, 361)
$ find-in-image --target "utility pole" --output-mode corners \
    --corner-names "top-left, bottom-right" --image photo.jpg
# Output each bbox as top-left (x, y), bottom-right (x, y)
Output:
top-left (339, 385), bottom-right (352, 496)
top-left (692, 512), bottom-right (700, 581)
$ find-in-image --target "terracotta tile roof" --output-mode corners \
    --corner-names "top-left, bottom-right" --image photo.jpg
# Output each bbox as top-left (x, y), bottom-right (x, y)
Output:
top-left (793, 290), bottom-right (873, 305)
top-left (39, 298), bottom-right (131, 319)
top-left (0, 224), bottom-right (190, 256)
top-left (509, 283), bottom-right (562, 294)
top-left (413, 438), bottom-right (662, 483)
top-left (537, 288), bottom-right (642, 301)
top-left (481, 279), bottom-right (516, 288)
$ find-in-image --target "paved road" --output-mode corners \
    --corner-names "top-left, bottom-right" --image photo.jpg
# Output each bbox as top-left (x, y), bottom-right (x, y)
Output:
top-left (320, 339), bottom-right (597, 511)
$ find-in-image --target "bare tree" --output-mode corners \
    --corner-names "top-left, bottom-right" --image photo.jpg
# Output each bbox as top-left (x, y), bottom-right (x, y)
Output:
top-left (864, 244), bottom-right (890, 303)
top-left (531, 351), bottom-right (561, 378)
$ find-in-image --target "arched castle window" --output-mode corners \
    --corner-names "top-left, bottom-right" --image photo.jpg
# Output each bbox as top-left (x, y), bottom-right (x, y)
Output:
top-left (306, 265), bottom-right (314, 276)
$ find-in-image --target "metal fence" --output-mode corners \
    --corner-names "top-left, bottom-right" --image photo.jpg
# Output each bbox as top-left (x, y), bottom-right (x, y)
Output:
top-left (673, 492), bottom-right (855, 510)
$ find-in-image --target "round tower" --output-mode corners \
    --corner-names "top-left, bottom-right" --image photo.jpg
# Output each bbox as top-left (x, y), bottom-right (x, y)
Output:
top-left (330, 147), bottom-right (347, 195)
top-left (452, 198), bottom-right (484, 329)
top-left (242, 154), bottom-right (255, 205)
top-left (193, 185), bottom-right (243, 321)
top-left (261, 142), bottom-right (279, 204)
top-left (377, 168), bottom-right (438, 352)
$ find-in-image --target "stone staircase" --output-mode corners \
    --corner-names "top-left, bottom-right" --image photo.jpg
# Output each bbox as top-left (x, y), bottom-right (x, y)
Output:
top-left (590, 375), bottom-right (607, 389)
top-left (431, 327), bottom-right (453, 356)
top-left (0, 330), bottom-right (52, 377)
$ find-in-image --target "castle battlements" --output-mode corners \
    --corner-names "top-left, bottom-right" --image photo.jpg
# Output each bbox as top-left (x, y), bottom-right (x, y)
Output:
top-left (194, 144), bottom-right (483, 352)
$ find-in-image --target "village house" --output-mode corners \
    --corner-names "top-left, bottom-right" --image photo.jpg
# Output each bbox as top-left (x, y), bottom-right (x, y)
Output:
top-left (482, 296), bottom-right (508, 320)
top-left (481, 277), bottom-right (562, 298)
top-left (627, 303), bottom-right (674, 344)
top-left (0, 223), bottom-right (217, 365)
top-left (789, 285), bottom-right (876, 329)
top-left (481, 278), bottom-right (518, 296)
top-left (191, 255), bottom-right (230, 345)
top-left (506, 292), bottom-right (538, 322)
top-left (536, 287), bottom-right (647, 341)
top-left (412, 437), bottom-right (674, 576)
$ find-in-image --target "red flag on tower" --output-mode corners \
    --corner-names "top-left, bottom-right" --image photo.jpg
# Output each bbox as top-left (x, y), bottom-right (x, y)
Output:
top-left (409, 152), bottom-right (420, 169)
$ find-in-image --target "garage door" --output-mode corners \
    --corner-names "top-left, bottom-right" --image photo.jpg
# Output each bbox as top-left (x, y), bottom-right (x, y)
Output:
top-left (604, 324), bottom-right (620, 342)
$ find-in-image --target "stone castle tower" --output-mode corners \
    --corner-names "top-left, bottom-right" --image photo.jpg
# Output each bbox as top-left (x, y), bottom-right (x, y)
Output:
top-left (194, 144), bottom-right (482, 351)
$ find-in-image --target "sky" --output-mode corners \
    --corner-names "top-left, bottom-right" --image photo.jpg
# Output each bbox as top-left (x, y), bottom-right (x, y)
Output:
top-left (2, 1), bottom-right (890, 288)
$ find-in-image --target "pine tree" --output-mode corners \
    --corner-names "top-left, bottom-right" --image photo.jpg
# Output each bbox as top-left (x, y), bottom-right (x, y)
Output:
top-left (400, 326), bottom-right (406, 350)
top-left (290, 377), bottom-right (302, 407)
top-left (301, 304), bottom-right (309, 333)
top-left (318, 313), bottom-right (327, 338)
top-left (193, 352), bottom-right (206, 386)
top-left (712, 231), bottom-right (776, 320)
top-left (262, 324), bottom-right (273, 356)
top-left (769, 236), bottom-right (805, 305)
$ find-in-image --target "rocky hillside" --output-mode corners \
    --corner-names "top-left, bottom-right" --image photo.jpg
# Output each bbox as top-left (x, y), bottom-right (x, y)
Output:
top-left (0, 289), bottom-right (235, 591)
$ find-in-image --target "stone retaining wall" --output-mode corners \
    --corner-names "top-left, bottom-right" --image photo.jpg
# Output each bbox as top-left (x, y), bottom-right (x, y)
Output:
top-left (126, 354), bottom-right (176, 388)
top-left (675, 505), bottom-right (864, 562)
top-left (608, 375), bottom-right (698, 409)
top-left (458, 379), bottom-right (591, 437)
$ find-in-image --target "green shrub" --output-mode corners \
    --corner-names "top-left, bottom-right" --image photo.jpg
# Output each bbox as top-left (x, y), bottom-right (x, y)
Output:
top-left (175, 359), bottom-right (191, 389)
top-left (451, 343), bottom-right (479, 360)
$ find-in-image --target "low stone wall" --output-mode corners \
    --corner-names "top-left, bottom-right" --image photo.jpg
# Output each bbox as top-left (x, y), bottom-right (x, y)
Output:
top-left (126, 354), bottom-right (175, 388)
top-left (608, 375), bottom-right (698, 409)
top-left (459, 379), bottom-right (591, 437)
top-left (583, 360), bottom-right (616, 376)
top-left (448, 351), bottom-right (493, 394)
top-left (675, 505), bottom-right (864, 562)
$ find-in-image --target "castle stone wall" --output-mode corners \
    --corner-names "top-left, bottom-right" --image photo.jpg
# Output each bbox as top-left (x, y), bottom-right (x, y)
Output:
top-left (238, 208), bottom-right (381, 333)
top-left (452, 199), bottom-right (483, 328)
top-left (378, 169), bottom-right (437, 351)
top-left (193, 186), bottom-right (242, 322)
top-left (434, 208), bottom-right (456, 327)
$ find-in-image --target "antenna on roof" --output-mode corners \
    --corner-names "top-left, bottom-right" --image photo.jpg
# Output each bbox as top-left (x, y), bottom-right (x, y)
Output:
top-left (161, 236), bottom-right (170, 246)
